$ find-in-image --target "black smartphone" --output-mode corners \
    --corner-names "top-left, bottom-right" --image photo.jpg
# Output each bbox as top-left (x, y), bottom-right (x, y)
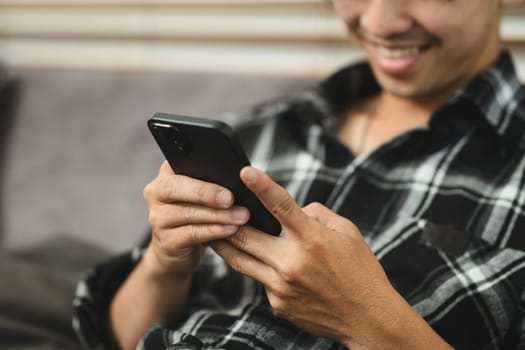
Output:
top-left (147, 112), bottom-right (281, 236)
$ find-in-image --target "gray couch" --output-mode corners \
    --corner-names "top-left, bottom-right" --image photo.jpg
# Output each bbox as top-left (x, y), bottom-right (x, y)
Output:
top-left (0, 67), bottom-right (313, 252)
top-left (0, 67), bottom-right (314, 349)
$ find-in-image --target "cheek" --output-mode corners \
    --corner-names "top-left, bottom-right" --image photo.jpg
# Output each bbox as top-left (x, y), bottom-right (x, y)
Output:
top-left (411, 2), bottom-right (498, 44)
top-left (332, 2), bottom-right (366, 46)
top-left (332, 1), bottom-right (363, 26)
top-left (428, 16), bottom-right (498, 63)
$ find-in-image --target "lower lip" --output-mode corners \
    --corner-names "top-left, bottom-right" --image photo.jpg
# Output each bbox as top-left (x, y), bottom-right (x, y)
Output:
top-left (370, 46), bottom-right (426, 75)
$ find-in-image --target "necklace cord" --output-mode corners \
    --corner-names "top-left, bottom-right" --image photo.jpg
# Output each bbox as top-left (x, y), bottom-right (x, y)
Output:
top-left (356, 101), bottom-right (380, 154)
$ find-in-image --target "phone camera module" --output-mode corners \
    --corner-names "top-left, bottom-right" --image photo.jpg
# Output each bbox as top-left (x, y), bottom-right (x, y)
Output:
top-left (152, 122), bottom-right (191, 155)
top-left (172, 139), bottom-right (186, 153)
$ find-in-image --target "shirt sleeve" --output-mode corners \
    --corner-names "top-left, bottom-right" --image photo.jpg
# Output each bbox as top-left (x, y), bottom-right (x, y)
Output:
top-left (72, 238), bottom-right (148, 350)
top-left (516, 288), bottom-right (525, 349)
top-left (71, 233), bottom-right (238, 350)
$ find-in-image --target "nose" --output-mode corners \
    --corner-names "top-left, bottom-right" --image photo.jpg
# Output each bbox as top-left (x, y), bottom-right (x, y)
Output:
top-left (360, 0), bottom-right (413, 39)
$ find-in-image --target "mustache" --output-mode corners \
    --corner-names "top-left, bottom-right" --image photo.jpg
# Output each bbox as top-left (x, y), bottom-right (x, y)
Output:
top-left (353, 26), bottom-right (441, 47)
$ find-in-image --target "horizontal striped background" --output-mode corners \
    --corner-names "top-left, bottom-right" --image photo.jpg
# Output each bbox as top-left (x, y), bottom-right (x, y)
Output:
top-left (0, 0), bottom-right (524, 78)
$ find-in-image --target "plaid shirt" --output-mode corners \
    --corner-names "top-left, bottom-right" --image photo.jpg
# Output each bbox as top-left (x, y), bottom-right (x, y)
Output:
top-left (74, 51), bottom-right (525, 350)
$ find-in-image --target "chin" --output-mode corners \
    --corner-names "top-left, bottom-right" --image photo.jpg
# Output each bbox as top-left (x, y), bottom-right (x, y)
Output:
top-left (377, 78), bottom-right (421, 98)
top-left (376, 70), bottom-right (449, 99)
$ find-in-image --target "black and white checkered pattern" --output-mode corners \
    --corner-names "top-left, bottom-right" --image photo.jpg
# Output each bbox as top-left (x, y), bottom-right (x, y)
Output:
top-left (74, 51), bottom-right (525, 350)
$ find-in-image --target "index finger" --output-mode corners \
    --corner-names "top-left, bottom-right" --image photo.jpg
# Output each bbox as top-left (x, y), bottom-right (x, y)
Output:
top-left (240, 166), bottom-right (303, 230)
top-left (148, 162), bottom-right (234, 208)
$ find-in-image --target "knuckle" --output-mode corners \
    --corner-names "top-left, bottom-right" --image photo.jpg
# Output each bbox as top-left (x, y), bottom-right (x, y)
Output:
top-left (302, 201), bottom-right (325, 217)
top-left (307, 201), bottom-right (323, 211)
top-left (143, 180), bottom-right (157, 203)
top-left (187, 225), bottom-right (201, 244)
top-left (152, 229), bottom-right (168, 252)
top-left (229, 254), bottom-right (245, 275)
top-left (148, 211), bottom-right (160, 228)
top-left (271, 197), bottom-right (294, 218)
top-left (268, 295), bottom-right (287, 316)
top-left (168, 177), bottom-right (182, 201)
top-left (183, 205), bottom-right (198, 221)
top-left (210, 208), bottom-right (221, 222)
top-left (271, 279), bottom-right (291, 299)
top-left (279, 261), bottom-right (301, 283)
top-left (230, 227), bottom-right (249, 249)
top-left (143, 183), bottom-right (152, 201)
top-left (194, 184), bottom-right (211, 202)
top-left (304, 236), bottom-right (325, 254)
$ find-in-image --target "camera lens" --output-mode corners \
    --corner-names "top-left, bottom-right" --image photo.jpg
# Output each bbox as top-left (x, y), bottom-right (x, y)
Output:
top-left (173, 139), bottom-right (185, 152)
top-left (151, 122), bottom-right (191, 155)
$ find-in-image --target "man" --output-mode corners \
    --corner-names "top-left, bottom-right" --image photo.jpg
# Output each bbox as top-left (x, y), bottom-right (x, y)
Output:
top-left (74, 0), bottom-right (525, 349)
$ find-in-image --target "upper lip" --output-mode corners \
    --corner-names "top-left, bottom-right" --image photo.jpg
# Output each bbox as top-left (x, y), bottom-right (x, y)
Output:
top-left (355, 28), bottom-right (436, 50)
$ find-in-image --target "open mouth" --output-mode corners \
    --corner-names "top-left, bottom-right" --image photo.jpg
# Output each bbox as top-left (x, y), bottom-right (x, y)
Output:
top-left (355, 27), bottom-right (435, 57)
top-left (353, 27), bottom-right (437, 74)
top-left (376, 44), bottom-right (431, 59)
top-left (369, 43), bottom-right (434, 75)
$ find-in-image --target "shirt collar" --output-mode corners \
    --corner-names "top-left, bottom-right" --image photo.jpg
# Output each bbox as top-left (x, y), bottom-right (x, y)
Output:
top-left (271, 50), bottom-right (525, 156)
top-left (272, 61), bottom-right (379, 139)
top-left (318, 50), bottom-right (525, 155)
top-left (452, 51), bottom-right (525, 155)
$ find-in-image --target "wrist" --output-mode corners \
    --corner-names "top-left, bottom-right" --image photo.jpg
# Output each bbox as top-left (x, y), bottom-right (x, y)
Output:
top-left (109, 245), bottom-right (195, 350)
top-left (387, 292), bottom-right (453, 350)
top-left (142, 245), bottom-right (194, 283)
top-left (341, 288), bottom-right (454, 350)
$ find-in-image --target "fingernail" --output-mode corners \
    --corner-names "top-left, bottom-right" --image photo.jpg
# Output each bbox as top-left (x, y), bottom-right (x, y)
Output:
top-left (224, 225), bottom-right (238, 234)
top-left (232, 207), bottom-right (249, 223)
top-left (243, 168), bottom-right (258, 185)
top-left (216, 190), bottom-right (232, 206)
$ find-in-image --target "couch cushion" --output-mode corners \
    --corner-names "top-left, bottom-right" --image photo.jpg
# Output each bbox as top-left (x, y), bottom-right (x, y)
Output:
top-left (2, 69), bottom-right (312, 251)
top-left (0, 66), bottom-right (19, 245)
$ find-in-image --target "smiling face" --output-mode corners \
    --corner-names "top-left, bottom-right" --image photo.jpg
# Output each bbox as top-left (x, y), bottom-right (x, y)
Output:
top-left (332, 0), bottom-right (509, 101)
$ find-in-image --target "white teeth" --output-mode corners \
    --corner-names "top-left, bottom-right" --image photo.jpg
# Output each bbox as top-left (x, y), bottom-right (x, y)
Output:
top-left (378, 46), bottom-right (421, 59)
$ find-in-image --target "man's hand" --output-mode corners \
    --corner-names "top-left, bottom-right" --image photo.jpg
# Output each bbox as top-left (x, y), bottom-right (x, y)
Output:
top-left (110, 161), bottom-right (250, 350)
top-left (211, 167), bottom-right (454, 350)
top-left (142, 161), bottom-right (250, 278)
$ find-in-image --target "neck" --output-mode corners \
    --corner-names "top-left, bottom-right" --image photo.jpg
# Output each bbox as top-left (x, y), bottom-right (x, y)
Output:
top-left (337, 91), bottom-right (450, 155)
top-left (376, 88), bottom-right (454, 123)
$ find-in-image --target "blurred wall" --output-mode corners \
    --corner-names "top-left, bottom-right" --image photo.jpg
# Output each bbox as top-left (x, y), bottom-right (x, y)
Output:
top-left (0, 0), bottom-right (524, 79)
